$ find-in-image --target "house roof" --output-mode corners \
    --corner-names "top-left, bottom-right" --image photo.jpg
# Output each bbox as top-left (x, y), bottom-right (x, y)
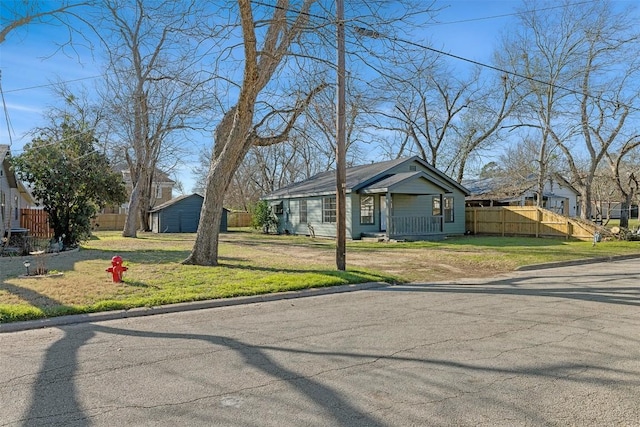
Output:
top-left (463, 175), bottom-right (578, 202)
top-left (111, 162), bottom-right (176, 184)
top-left (361, 171), bottom-right (455, 194)
top-left (263, 156), bottom-right (468, 200)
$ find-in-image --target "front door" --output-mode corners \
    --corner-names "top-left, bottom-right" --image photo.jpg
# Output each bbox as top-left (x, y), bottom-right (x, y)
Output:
top-left (380, 196), bottom-right (387, 231)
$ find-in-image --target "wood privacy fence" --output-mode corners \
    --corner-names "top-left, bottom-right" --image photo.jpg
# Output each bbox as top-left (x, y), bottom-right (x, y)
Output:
top-left (228, 211), bottom-right (252, 227)
top-left (465, 206), bottom-right (597, 241)
top-left (92, 213), bottom-right (128, 231)
top-left (20, 209), bottom-right (54, 239)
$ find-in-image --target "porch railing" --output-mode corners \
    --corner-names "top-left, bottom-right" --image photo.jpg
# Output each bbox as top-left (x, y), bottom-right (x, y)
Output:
top-left (389, 215), bottom-right (442, 236)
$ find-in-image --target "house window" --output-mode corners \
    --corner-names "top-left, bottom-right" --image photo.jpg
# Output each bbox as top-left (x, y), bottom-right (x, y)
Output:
top-left (273, 201), bottom-right (283, 215)
top-left (360, 195), bottom-right (374, 224)
top-left (444, 196), bottom-right (454, 223)
top-left (156, 185), bottom-right (163, 199)
top-left (409, 165), bottom-right (417, 171)
top-left (299, 199), bottom-right (307, 224)
top-left (432, 196), bottom-right (441, 216)
top-left (323, 196), bottom-right (336, 223)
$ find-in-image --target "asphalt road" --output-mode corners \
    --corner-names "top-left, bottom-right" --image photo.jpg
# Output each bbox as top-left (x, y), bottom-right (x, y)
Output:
top-left (1, 259), bottom-right (639, 426)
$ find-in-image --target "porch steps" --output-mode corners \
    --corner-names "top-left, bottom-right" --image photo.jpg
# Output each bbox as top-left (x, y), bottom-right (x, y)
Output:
top-left (360, 232), bottom-right (387, 242)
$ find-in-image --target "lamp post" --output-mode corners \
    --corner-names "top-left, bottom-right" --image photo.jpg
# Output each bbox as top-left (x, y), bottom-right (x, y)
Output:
top-left (23, 260), bottom-right (31, 276)
top-left (336, 0), bottom-right (346, 271)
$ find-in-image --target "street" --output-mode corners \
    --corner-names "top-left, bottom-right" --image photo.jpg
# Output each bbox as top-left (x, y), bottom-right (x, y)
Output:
top-left (1, 259), bottom-right (639, 426)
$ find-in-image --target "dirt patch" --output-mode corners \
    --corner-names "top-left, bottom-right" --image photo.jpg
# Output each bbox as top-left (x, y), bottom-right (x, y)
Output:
top-left (0, 234), bottom-right (513, 286)
top-left (217, 234), bottom-right (512, 283)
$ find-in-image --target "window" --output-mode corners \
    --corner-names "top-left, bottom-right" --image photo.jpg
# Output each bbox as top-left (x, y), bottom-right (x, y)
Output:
top-left (409, 165), bottom-right (417, 171)
top-left (444, 196), bottom-right (454, 223)
top-left (360, 195), bottom-right (375, 224)
top-left (323, 196), bottom-right (336, 223)
top-left (299, 199), bottom-right (307, 224)
top-left (156, 185), bottom-right (163, 199)
top-left (432, 196), bottom-right (441, 216)
top-left (273, 201), bottom-right (283, 215)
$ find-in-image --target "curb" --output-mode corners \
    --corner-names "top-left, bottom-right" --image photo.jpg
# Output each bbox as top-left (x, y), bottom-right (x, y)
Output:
top-left (0, 282), bottom-right (390, 333)
top-left (515, 253), bottom-right (640, 271)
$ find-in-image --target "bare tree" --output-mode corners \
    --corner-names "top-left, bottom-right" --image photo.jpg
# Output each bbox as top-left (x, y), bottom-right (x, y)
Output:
top-left (184, 0), bottom-right (320, 265)
top-left (503, 0), bottom-right (640, 219)
top-left (185, 0), bottom-right (441, 266)
top-left (604, 137), bottom-right (640, 228)
top-left (0, 1), bottom-right (91, 44)
top-left (372, 51), bottom-right (520, 182)
top-left (95, 0), bottom-right (216, 236)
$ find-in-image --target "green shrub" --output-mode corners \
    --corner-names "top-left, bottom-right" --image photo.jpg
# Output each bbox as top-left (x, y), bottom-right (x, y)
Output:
top-left (251, 200), bottom-right (279, 233)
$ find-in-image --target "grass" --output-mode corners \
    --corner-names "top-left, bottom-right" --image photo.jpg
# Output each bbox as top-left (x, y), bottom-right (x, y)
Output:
top-left (1, 230), bottom-right (639, 323)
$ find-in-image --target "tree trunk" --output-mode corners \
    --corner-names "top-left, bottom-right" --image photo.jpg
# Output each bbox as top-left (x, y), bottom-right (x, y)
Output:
top-left (138, 170), bottom-right (153, 231)
top-left (184, 108), bottom-right (253, 265)
top-left (579, 186), bottom-right (591, 221)
top-left (619, 195), bottom-right (631, 229)
top-left (123, 181), bottom-right (141, 238)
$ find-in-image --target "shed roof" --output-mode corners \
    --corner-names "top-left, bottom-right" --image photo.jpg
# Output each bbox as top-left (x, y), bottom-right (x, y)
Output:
top-left (149, 193), bottom-right (203, 213)
top-left (149, 193), bottom-right (229, 213)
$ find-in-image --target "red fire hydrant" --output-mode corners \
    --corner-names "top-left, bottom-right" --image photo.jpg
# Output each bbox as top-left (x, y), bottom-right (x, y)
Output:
top-left (106, 255), bottom-right (128, 283)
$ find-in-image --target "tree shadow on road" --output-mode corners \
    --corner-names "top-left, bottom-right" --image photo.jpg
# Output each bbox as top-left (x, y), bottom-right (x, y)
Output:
top-left (377, 270), bottom-right (640, 307)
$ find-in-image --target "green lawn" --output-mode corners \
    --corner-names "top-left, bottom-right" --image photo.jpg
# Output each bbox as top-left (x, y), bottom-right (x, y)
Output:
top-left (1, 230), bottom-right (639, 323)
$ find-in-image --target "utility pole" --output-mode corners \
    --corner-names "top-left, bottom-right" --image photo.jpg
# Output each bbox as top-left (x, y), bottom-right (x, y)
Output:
top-left (336, 0), bottom-right (346, 271)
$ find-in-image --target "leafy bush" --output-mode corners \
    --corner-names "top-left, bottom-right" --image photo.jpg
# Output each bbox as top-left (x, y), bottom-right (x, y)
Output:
top-left (251, 200), bottom-right (279, 233)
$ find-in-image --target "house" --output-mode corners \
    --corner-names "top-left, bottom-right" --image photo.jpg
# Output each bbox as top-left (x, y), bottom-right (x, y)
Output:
top-left (1, 145), bottom-right (35, 239)
top-left (149, 193), bottom-right (228, 233)
top-left (262, 156), bottom-right (469, 241)
top-left (103, 164), bottom-right (175, 214)
top-left (463, 175), bottom-right (580, 217)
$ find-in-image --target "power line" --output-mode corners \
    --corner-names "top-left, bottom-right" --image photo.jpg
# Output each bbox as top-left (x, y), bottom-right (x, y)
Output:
top-left (2, 74), bottom-right (103, 94)
top-left (0, 71), bottom-right (15, 147)
top-left (430, 0), bottom-right (599, 26)
top-left (252, 0), bottom-right (640, 114)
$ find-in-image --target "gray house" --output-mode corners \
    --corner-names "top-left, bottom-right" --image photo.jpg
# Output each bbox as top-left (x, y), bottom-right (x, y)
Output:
top-left (263, 156), bottom-right (469, 240)
top-left (149, 193), bottom-right (228, 233)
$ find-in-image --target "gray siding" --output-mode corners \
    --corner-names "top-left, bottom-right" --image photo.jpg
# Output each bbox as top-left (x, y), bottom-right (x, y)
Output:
top-left (443, 192), bottom-right (466, 234)
top-left (151, 195), bottom-right (228, 233)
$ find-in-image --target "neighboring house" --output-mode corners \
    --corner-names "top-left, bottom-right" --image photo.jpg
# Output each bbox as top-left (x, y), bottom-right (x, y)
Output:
top-left (262, 156), bottom-right (469, 241)
top-left (149, 193), bottom-right (228, 233)
top-left (1, 145), bottom-right (35, 238)
top-left (463, 175), bottom-right (580, 217)
top-left (104, 164), bottom-right (175, 214)
top-left (590, 201), bottom-right (638, 221)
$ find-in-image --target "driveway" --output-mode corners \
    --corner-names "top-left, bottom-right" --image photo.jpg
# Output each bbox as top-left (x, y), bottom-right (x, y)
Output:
top-left (1, 259), bottom-right (639, 426)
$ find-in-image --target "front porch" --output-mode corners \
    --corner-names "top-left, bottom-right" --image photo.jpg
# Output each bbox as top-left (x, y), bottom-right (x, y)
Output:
top-left (388, 215), bottom-right (444, 240)
top-left (361, 213), bottom-right (444, 241)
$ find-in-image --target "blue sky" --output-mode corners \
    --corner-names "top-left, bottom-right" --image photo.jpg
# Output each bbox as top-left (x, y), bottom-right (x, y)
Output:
top-left (0, 1), bottom-right (574, 190)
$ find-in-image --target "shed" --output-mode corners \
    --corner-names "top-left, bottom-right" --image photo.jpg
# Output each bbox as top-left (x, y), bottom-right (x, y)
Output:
top-left (149, 193), bottom-right (228, 233)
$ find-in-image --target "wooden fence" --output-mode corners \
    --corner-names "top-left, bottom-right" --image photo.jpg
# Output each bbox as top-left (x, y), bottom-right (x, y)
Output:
top-left (20, 209), bottom-right (54, 239)
top-left (465, 206), bottom-right (596, 241)
top-left (92, 213), bottom-right (128, 231)
top-left (228, 211), bottom-right (252, 227)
